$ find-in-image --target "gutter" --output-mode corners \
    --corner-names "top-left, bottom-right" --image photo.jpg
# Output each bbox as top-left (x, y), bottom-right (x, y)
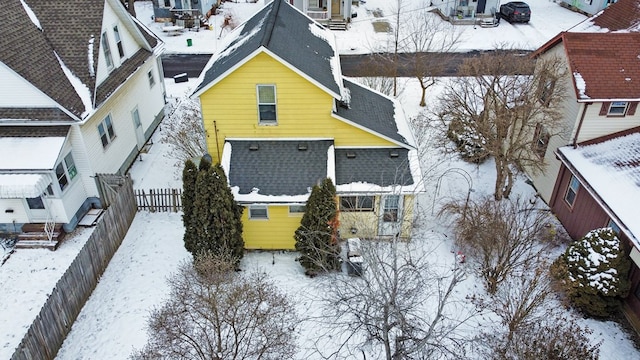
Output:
top-left (572, 102), bottom-right (591, 147)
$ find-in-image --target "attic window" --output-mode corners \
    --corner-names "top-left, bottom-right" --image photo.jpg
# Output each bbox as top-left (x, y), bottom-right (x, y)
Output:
top-left (298, 143), bottom-right (308, 151)
top-left (101, 32), bottom-right (114, 70)
top-left (608, 101), bottom-right (628, 116)
top-left (249, 144), bottom-right (259, 151)
top-left (346, 151), bottom-right (356, 159)
top-left (389, 151), bottom-right (399, 158)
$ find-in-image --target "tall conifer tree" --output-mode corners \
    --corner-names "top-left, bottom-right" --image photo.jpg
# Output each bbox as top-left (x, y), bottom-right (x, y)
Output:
top-left (294, 178), bottom-right (340, 275)
top-left (182, 160), bottom-right (198, 253)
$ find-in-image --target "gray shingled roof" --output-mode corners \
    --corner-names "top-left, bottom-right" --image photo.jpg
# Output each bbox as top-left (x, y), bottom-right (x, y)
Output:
top-left (1, 0), bottom-right (159, 120)
top-left (0, 126), bottom-right (70, 137)
top-left (0, 108), bottom-right (76, 122)
top-left (336, 79), bottom-right (410, 147)
top-left (228, 140), bottom-right (333, 196)
top-left (194, 0), bottom-right (341, 96)
top-left (334, 148), bottom-right (414, 187)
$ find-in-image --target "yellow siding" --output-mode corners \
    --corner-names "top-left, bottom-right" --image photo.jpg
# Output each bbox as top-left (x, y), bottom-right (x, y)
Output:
top-left (199, 52), bottom-right (395, 163)
top-left (242, 205), bottom-right (302, 250)
top-left (338, 195), bottom-right (415, 239)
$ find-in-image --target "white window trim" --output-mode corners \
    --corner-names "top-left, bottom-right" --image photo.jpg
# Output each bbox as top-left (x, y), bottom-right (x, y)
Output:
top-left (256, 84), bottom-right (277, 125)
top-left (288, 204), bottom-right (306, 215)
top-left (113, 25), bottom-right (125, 59)
top-left (608, 101), bottom-right (628, 116)
top-left (98, 114), bottom-right (117, 149)
top-left (148, 69), bottom-right (156, 87)
top-left (340, 195), bottom-right (375, 212)
top-left (55, 153), bottom-right (78, 193)
top-left (249, 205), bottom-right (269, 220)
top-left (564, 175), bottom-right (580, 208)
top-left (101, 31), bottom-right (114, 70)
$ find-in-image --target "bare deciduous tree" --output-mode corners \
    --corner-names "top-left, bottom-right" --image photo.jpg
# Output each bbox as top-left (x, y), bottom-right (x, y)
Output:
top-left (436, 52), bottom-right (568, 200)
top-left (160, 98), bottom-right (208, 165)
top-left (313, 238), bottom-right (473, 360)
top-left (402, 9), bottom-right (461, 107)
top-left (131, 254), bottom-right (298, 360)
top-left (477, 313), bottom-right (601, 360)
top-left (441, 196), bottom-right (552, 294)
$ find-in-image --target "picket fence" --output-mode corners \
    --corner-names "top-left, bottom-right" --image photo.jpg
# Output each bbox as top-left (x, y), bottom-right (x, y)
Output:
top-left (135, 188), bottom-right (182, 212)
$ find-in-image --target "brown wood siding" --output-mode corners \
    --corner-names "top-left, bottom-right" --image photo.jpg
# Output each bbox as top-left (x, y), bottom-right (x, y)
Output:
top-left (626, 265), bottom-right (640, 327)
top-left (550, 165), bottom-right (609, 240)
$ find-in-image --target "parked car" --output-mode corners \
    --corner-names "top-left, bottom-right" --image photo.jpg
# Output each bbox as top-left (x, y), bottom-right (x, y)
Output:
top-left (500, 1), bottom-right (531, 23)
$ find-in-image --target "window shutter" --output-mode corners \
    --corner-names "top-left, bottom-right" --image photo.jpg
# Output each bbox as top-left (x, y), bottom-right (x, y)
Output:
top-left (628, 102), bottom-right (638, 115)
top-left (599, 102), bottom-right (610, 116)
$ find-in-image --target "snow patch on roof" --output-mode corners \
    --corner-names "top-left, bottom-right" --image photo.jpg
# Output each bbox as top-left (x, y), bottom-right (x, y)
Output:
top-left (573, 71), bottom-right (588, 99)
top-left (231, 186), bottom-right (311, 203)
top-left (54, 52), bottom-right (93, 118)
top-left (20, 0), bottom-right (42, 31)
top-left (393, 100), bottom-right (416, 148)
top-left (0, 174), bottom-right (51, 198)
top-left (88, 35), bottom-right (95, 78)
top-left (327, 145), bottom-right (336, 185)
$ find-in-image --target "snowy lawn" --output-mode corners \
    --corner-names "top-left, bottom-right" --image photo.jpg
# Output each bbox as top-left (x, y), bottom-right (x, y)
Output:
top-left (2, 1), bottom-right (636, 359)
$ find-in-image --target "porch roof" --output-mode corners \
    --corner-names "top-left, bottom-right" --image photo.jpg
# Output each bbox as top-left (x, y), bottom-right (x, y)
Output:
top-left (0, 136), bottom-right (65, 171)
top-left (0, 174), bottom-right (50, 198)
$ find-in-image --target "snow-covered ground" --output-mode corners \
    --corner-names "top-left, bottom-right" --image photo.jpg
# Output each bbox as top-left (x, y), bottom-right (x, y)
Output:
top-left (2, 1), bottom-right (638, 359)
top-left (135, 0), bottom-right (589, 55)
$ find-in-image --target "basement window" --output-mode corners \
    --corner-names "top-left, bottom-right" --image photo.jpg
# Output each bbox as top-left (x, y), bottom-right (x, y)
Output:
top-left (249, 205), bottom-right (269, 219)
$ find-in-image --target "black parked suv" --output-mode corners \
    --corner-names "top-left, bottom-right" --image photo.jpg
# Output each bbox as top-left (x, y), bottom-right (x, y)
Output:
top-left (500, 1), bottom-right (531, 23)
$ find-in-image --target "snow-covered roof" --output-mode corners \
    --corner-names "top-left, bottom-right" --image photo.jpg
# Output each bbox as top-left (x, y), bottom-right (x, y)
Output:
top-left (0, 136), bottom-right (65, 170)
top-left (0, 174), bottom-right (51, 198)
top-left (192, 0), bottom-right (344, 99)
top-left (1, 0), bottom-right (162, 121)
top-left (557, 131), bottom-right (640, 247)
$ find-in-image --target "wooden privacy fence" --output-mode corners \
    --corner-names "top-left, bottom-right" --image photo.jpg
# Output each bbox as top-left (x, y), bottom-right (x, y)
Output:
top-left (11, 176), bottom-right (137, 360)
top-left (135, 188), bottom-right (182, 212)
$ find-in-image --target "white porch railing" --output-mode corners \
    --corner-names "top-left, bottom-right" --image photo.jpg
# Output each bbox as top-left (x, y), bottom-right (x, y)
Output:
top-left (307, 10), bottom-right (329, 20)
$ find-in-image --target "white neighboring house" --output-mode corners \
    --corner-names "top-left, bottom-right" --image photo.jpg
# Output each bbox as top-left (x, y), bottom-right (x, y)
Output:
top-left (0, 0), bottom-right (166, 235)
top-left (431, 0), bottom-right (500, 20)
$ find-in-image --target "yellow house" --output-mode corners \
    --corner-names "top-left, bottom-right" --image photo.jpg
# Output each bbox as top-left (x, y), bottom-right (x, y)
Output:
top-left (192, 0), bottom-right (422, 250)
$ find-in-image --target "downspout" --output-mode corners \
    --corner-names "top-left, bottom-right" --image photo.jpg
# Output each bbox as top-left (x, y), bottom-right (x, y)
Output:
top-left (572, 102), bottom-right (591, 148)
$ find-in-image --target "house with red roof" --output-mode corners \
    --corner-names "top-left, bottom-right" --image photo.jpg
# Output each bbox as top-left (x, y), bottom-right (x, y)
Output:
top-left (525, 0), bottom-right (640, 328)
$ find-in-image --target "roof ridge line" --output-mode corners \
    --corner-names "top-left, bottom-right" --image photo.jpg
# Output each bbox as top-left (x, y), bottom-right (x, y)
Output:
top-left (260, 0), bottom-right (281, 47)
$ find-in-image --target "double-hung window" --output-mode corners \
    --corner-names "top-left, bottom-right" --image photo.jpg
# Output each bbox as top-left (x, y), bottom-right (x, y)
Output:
top-left (148, 70), bottom-right (156, 87)
top-left (340, 196), bottom-right (374, 212)
top-left (533, 123), bottom-right (550, 158)
top-left (608, 101), bottom-right (628, 116)
top-left (56, 153), bottom-right (77, 192)
top-left (257, 85), bottom-right (277, 124)
top-left (564, 175), bottom-right (580, 207)
top-left (98, 114), bottom-right (116, 148)
top-left (101, 32), bottom-right (113, 70)
top-left (113, 25), bottom-right (125, 58)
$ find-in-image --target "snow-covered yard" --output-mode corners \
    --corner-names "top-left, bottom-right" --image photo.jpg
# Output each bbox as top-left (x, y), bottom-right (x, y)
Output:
top-left (2, 1), bottom-right (638, 359)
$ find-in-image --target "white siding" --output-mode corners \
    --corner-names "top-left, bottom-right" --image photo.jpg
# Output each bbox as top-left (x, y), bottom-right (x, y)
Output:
top-left (576, 104), bottom-right (640, 143)
top-left (0, 199), bottom-right (30, 224)
top-left (96, 0), bottom-right (144, 84)
top-left (0, 62), bottom-right (58, 108)
top-left (80, 58), bottom-right (164, 175)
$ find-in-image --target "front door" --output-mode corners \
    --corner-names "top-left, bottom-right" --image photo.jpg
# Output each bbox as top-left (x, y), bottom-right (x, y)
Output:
top-left (132, 108), bottom-right (146, 150)
top-left (331, 0), bottom-right (340, 18)
top-left (477, 0), bottom-right (487, 14)
top-left (378, 194), bottom-right (402, 237)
